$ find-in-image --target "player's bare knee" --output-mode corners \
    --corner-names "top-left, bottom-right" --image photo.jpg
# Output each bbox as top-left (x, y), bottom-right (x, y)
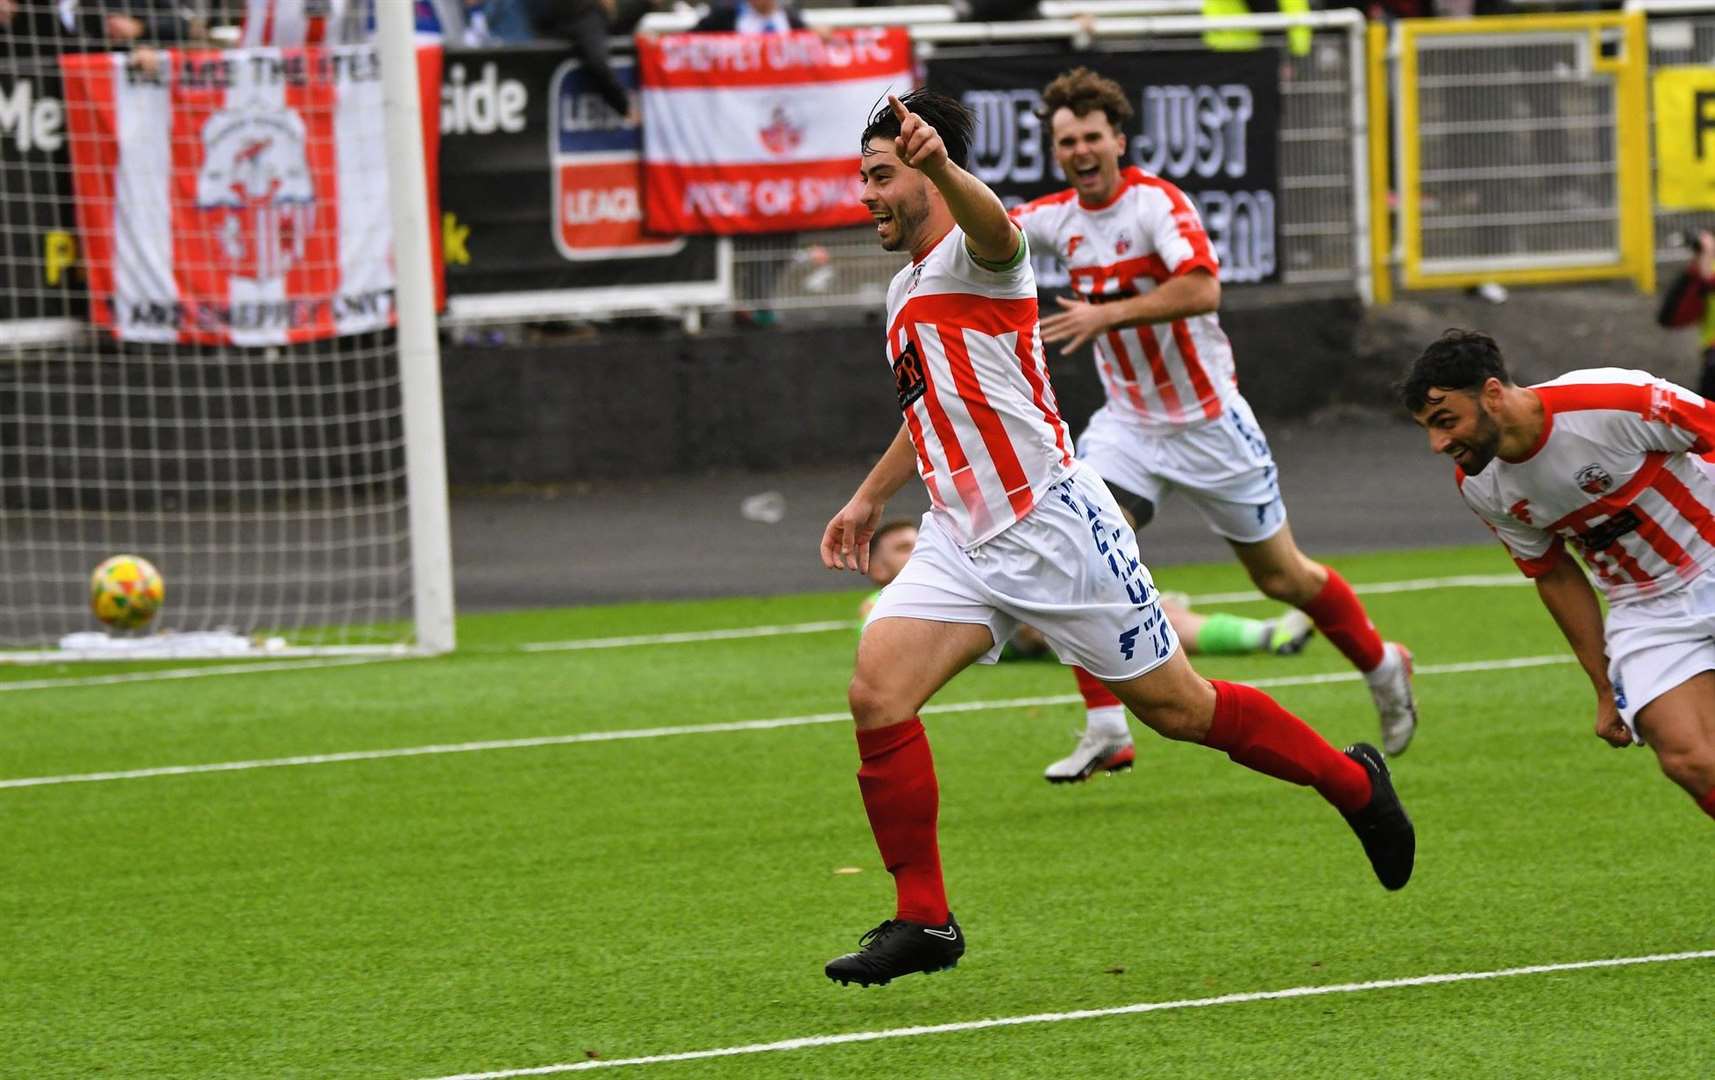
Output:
top-left (847, 672), bottom-right (909, 730)
top-left (1654, 742), bottom-right (1715, 795)
top-left (1249, 565), bottom-right (1307, 605)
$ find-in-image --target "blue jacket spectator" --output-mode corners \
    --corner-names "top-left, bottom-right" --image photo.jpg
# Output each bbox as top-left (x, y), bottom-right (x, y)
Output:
top-left (692, 0), bottom-right (806, 33)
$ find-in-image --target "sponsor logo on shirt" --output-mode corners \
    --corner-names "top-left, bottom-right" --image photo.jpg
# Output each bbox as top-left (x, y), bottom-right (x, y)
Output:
top-left (893, 339), bottom-right (927, 412)
top-left (1578, 508), bottom-right (1642, 552)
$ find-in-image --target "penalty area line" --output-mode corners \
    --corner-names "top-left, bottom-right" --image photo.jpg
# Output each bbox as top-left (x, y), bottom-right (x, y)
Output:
top-left (420, 948), bottom-right (1715, 1078)
top-left (0, 654), bottom-right (1575, 791)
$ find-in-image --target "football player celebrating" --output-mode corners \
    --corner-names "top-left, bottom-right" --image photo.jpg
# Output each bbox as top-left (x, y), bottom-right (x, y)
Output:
top-left (816, 89), bottom-right (1414, 989)
top-left (1403, 329), bottom-right (1715, 826)
top-left (1011, 67), bottom-right (1419, 777)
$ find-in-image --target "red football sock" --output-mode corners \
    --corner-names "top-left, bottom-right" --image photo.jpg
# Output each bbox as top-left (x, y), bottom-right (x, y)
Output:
top-left (855, 717), bottom-right (948, 926)
top-left (1203, 680), bottom-right (1373, 813)
top-left (1698, 786), bottom-right (1715, 821)
top-left (1301, 568), bottom-right (1386, 673)
top-left (1073, 665), bottom-right (1123, 710)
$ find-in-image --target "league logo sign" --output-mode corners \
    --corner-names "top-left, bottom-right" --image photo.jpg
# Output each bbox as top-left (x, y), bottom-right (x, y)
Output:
top-left (550, 58), bottom-right (682, 261)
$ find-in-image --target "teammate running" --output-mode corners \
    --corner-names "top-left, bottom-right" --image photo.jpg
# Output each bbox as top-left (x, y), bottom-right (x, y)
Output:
top-left (819, 89), bottom-right (1414, 988)
top-left (1010, 67), bottom-right (1419, 775)
top-left (1402, 329), bottom-right (1715, 826)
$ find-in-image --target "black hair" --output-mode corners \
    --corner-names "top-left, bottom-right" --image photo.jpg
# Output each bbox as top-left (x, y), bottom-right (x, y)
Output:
top-left (861, 88), bottom-right (974, 170)
top-left (1396, 329), bottom-right (1513, 413)
top-left (868, 518), bottom-right (918, 558)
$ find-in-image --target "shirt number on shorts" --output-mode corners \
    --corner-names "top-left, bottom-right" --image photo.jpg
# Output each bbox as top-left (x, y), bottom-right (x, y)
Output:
top-left (1119, 609), bottom-right (1171, 662)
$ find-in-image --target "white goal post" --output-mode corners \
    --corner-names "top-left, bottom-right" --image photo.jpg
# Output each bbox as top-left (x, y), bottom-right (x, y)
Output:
top-left (0, 3), bottom-right (454, 660)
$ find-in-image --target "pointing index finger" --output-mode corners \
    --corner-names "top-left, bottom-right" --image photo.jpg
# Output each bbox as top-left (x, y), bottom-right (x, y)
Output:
top-left (888, 93), bottom-right (909, 122)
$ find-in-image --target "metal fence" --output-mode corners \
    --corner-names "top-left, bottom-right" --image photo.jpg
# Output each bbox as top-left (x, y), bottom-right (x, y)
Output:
top-left (722, 9), bottom-right (1372, 316)
top-left (1631, 0), bottom-right (1715, 264)
top-left (1389, 12), bottom-right (1654, 292)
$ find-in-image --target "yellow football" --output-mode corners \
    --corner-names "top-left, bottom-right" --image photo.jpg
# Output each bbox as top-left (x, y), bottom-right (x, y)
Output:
top-left (90, 554), bottom-right (166, 630)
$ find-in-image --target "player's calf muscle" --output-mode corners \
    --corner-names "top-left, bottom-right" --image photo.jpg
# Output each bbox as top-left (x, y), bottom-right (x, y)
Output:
top-left (1110, 655), bottom-right (1215, 741)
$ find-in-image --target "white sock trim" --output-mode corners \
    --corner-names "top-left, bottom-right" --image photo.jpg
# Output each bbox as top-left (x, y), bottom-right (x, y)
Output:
top-left (1084, 705), bottom-right (1129, 739)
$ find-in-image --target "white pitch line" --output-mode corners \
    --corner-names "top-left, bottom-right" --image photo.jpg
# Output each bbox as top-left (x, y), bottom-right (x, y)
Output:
top-left (0, 654), bottom-right (1575, 791)
top-left (0, 655), bottom-right (403, 693)
top-left (0, 573), bottom-right (1531, 688)
top-left (421, 948), bottom-right (1715, 1079)
top-left (1191, 572), bottom-right (1529, 605)
top-left (513, 573), bottom-right (1529, 653)
top-left (518, 620), bottom-right (854, 652)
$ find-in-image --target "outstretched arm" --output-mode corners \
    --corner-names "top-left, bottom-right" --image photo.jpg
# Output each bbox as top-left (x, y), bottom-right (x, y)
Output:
top-left (822, 424), bottom-right (916, 574)
top-left (887, 94), bottom-right (1019, 267)
top-left (1533, 553), bottom-right (1629, 747)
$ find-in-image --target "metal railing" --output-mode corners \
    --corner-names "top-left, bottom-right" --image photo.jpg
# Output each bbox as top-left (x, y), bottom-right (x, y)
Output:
top-left (1627, 0), bottom-right (1715, 264)
top-left (710, 8), bottom-right (1373, 317)
top-left (1388, 12), bottom-right (1655, 293)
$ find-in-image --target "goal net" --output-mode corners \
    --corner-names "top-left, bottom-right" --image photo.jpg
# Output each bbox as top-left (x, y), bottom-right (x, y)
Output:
top-left (0, 2), bottom-right (453, 659)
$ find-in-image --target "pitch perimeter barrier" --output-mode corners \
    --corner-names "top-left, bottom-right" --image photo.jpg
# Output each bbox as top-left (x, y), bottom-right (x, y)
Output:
top-left (1627, 0), bottom-right (1715, 265)
top-left (1383, 12), bottom-right (1655, 297)
top-left (703, 8), bottom-right (1374, 316)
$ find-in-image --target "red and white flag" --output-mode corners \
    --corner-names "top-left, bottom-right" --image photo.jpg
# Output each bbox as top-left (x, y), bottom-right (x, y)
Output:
top-left (59, 46), bottom-right (442, 347)
top-left (638, 28), bottom-right (914, 235)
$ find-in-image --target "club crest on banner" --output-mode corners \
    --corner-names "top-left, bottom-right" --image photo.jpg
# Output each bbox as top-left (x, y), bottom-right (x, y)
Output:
top-left (759, 104), bottom-right (804, 157)
top-left (196, 107), bottom-right (316, 282)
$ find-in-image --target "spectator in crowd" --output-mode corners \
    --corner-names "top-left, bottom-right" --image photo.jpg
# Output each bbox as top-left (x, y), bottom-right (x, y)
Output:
top-left (1658, 229), bottom-right (1715, 400)
top-left (1203, 0), bottom-right (1310, 56)
top-left (692, 0), bottom-right (804, 33)
top-left (528, 0), bottom-right (636, 121)
top-left (236, 0), bottom-right (368, 46)
top-left (1, 0), bottom-right (188, 71)
top-left (461, 0), bottom-right (534, 43)
top-left (950, 0), bottom-right (1037, 20)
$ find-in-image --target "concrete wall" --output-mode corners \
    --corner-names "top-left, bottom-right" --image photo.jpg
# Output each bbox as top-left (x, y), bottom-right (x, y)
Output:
top-left (441, 295), bottom-right (1364, 485)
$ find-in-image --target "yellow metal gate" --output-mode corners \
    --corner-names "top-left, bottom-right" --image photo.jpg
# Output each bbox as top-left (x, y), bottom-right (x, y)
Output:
top-left (1390, 13), bottom-right (1655, 294)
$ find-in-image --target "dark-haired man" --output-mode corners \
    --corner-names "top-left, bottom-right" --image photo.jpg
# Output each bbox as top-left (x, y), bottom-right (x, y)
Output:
top-left (817, 89), bottom-right (1414, 989)
top-left (1402, 329), bottom-right (1715, 827)
top-left (1010, 66), bottom-right (1419, 770)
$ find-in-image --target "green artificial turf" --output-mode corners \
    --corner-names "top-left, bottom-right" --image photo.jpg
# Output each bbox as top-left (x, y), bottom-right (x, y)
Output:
top-left (3, 544), bottom-right (1712, 1079)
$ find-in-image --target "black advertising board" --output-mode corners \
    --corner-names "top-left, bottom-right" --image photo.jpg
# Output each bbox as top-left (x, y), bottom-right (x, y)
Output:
top-left (438, 46), bottom-right (718, 297)
top-left (0, 63), bottom-right (84, 323)
top-left (928, 49), bottom-right (1282, 286)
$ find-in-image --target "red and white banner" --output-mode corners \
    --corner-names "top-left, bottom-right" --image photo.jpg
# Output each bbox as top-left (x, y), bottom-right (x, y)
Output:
top-left (60, 46), bottom-right (443, 346)
top-left (638, 28), bottom-right (914, 235)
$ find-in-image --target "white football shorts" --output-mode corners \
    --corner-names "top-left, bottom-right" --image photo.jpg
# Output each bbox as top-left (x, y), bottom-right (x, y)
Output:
top-left (1076, 392), bottom-right (1286, 544)
top-left (866, 464), bottom-right (1178, 681)
top-left (1605, 575), bottom-right (1715, 743)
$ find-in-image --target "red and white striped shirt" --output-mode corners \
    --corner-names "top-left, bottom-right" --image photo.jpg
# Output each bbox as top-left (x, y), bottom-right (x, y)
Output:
top-left (241, 0), bottom-right (345, 47)
top-left (1011, 167), bottom-right (1235, 430)
top-left (1458, 368), bottom-right (1715, 605)
top-left (886, 226), bottom-right (1075, 548)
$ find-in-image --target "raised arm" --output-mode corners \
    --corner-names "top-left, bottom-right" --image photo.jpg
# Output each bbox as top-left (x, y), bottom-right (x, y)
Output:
top-left (887, 94), bottom-right (1019, 267)
top-left (1533, 552), bottom-right (1630, 747)
top-left (821, 424), bottom-right (917, 574)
